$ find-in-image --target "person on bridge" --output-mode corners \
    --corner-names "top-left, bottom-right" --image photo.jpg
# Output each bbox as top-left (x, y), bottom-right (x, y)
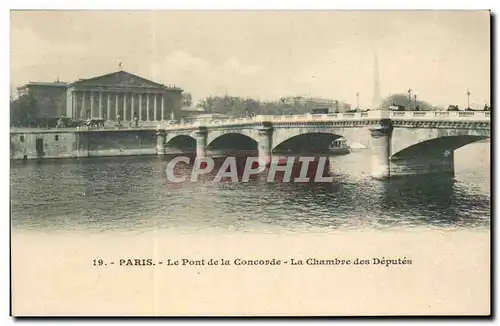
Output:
top-left (56, 116), bottom-right (65, 128)
top-left (115, 114), bottom-right (122, 128)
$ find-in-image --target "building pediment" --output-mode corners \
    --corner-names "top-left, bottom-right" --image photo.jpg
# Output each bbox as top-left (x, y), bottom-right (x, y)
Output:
top-left (70, 70), bottom-right (167, 89)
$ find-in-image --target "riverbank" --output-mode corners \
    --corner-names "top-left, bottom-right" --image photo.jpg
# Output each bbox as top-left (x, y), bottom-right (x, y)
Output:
top-left (10, 128), bottom-right (159, 160)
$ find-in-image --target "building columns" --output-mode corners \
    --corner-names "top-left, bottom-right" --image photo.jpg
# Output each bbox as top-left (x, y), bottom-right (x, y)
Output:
top-left (75, 91), bottom-right (80, 119)
top-left (161, 94), bottom-right (165, 121)
top-left (80, 92), bottom-right (87, 120)
top-left (131, 93), bottom-right (135, 120)
top-left (154, 93), bottom-right (158, 121)
top-left (123, 93), bottom-right (127, 121)
top-left (68, 88), bottom-right (180, 123)
top-left (115, 93), bottom-right (119, 120)
top-left (98, 92), bottom-right (103, 119)
top-left (107, 93), bottom-right (111, 120)
top-left (72, 90), bottom-right (77, 119)
top-left (90, 92), bottom-right (94, 118)
top-left (139, 94), bottom-right (143, 121)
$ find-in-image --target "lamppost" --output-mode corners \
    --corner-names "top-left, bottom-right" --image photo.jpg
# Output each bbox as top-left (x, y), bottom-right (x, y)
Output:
top-left (413, 94), bottom-right (417, 110)
top-left (466, 90), bottom-right (471, 109)
top-left (407, 89), bottom-right (412, 110)
top-left (356, 92), bottom-right (360, 110)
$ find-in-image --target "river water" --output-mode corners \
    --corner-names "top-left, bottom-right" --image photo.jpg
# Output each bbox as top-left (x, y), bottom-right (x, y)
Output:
top-left (10, 142), bottom-right (490, 235)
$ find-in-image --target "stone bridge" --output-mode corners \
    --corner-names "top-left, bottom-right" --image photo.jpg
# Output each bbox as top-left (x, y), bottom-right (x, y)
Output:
top-left (155, 110), bottom-right (490, 178)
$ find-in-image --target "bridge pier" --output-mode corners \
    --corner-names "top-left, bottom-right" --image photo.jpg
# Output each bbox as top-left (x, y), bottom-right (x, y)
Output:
top-left (195, 127), bottom-right (208, 158)
top-left (257, 124), bottom-right (273, 166)
top-left (155, 128), bottom-right (166, 155)
top-left (370, 119), bottom-right (393, 179)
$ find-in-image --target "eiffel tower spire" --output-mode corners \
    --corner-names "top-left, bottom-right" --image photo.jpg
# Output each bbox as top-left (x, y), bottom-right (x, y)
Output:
top-left (372, 52), bottom-right (382, 109)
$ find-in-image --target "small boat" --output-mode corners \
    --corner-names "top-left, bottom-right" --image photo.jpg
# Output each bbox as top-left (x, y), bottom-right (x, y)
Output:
top-left (328, 138), bottom-right (351, 155)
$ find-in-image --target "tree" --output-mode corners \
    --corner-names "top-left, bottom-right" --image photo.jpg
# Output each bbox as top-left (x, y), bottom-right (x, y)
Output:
top-left (379, 94), bottom-right (434, 111)
top-left (10, 94), bottom-right (39, 127)
top-left (193, 94), bottom-right (345, 117)
top-left (245, 98), bottom-right (260, 116)
top-left (195, 98), bottom-right (209, 112)
top-left (195, 96), bottom-right (217, 113)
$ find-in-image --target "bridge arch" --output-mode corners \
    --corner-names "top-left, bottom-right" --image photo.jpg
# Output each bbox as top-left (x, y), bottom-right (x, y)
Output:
top-left (272, 132), bottom-right (343, 153)
top-left (272, 127), bottom-right (371, 152)
top-left (165, 134), bottom-right (196, 149)
top-left (391, 135), bottom-right (489, 159)
top-left (206, 129), bottom-right (259, 147)
top-left (391, 128), bottom-right (490, 159)
top-left (207, 132), bottom-right (258, 151)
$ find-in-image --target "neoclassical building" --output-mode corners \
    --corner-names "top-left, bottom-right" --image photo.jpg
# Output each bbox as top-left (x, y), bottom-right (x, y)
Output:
top-left (17, 70), bottom-right (183, 122)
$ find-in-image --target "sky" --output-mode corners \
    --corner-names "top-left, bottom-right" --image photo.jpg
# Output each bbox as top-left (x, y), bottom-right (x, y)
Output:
top-left (10, 10), bottom-right (490, 108)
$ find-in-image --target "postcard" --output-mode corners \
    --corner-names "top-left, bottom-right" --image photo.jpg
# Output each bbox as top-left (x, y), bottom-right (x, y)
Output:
top-left (10, 10), bottom-right (491, 316)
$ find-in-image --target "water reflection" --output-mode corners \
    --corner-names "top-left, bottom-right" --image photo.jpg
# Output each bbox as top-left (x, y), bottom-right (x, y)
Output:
top-left (165, 155), bottom-right (331, 185)
top-left (10, 143), bottom-right (490, 234)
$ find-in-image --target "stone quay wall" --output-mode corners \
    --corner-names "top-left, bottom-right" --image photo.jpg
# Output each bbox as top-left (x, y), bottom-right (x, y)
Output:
top-left (10, 128), bottom-right (158, 160)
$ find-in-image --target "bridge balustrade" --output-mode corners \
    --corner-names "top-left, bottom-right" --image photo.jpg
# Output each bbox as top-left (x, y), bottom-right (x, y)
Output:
top-left (388, 111), bottom-right (489, 121)
top-left (162, 110), bottom-right (490, 129)
top-left (24, 110), bottom-right (486, 132)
